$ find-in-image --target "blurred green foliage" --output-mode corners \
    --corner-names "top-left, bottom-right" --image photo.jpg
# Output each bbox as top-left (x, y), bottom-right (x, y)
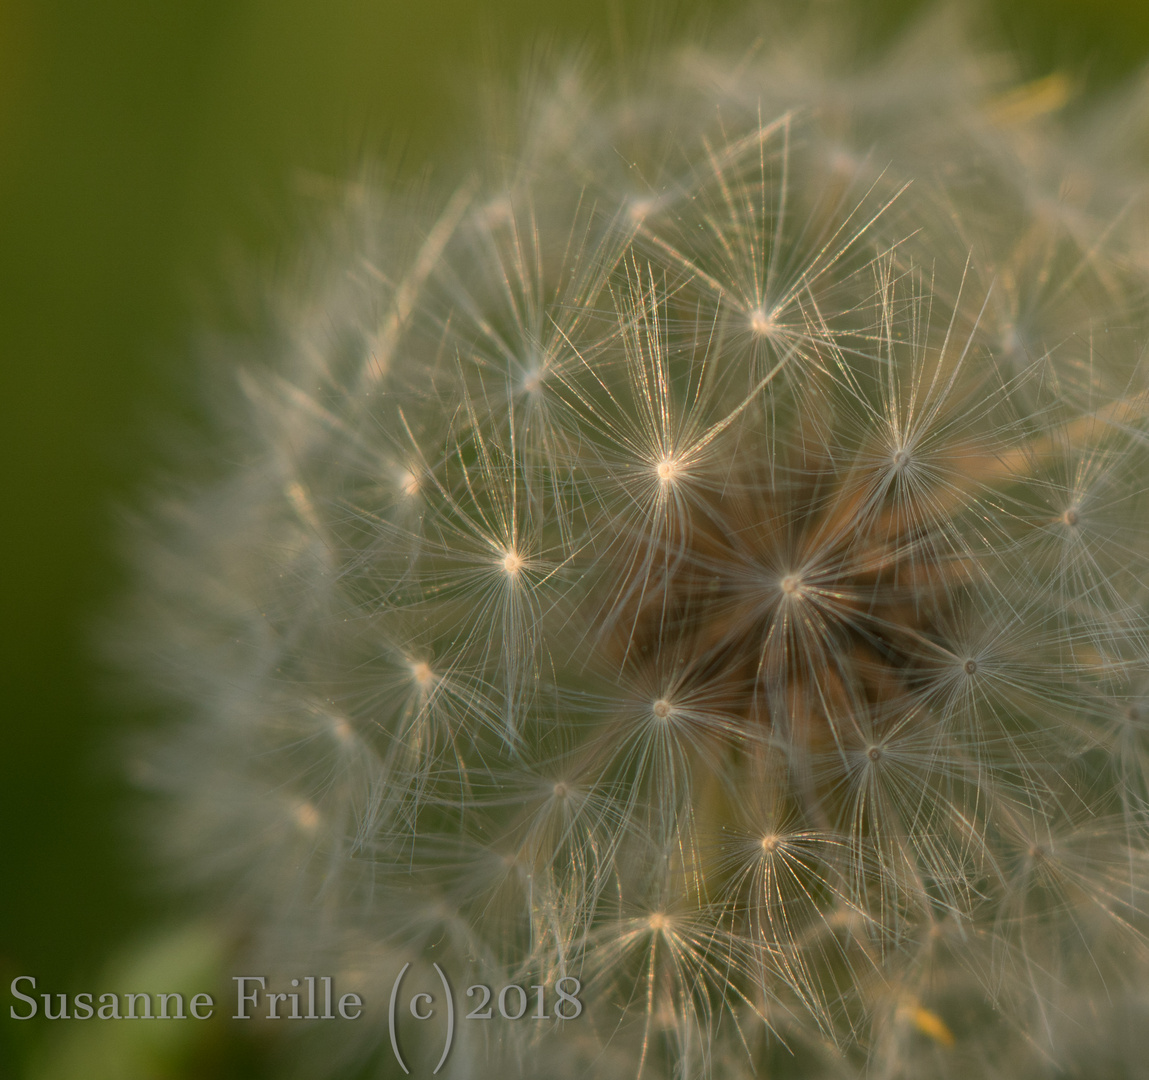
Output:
top-left (2, 0), bottom-right (1148, 1074)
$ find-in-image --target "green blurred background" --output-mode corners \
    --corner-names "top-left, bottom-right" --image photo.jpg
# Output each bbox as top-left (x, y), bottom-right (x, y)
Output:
top-left (2, 0), bottom-right (1149, 1074)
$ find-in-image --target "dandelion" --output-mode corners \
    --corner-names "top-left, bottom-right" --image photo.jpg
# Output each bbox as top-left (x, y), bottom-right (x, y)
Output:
top-left (116, 6), bottom-right (1149, 1079)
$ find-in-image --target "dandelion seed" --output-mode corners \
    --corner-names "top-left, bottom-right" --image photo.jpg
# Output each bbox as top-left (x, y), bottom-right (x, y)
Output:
top-left (398, 469), bottom-right (420, 498)
top-left (293, 801), bottom-right (321, 833)
top-left (779, 572), bottom-right (804, 597)
top-left (627, 196), bottom-right (658, 224)
top-left (748, 306), bottom-right (777, 337)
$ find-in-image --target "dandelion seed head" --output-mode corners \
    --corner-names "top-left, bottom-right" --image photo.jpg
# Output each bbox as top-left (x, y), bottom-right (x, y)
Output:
top-left (118, 13), bottom-right (1149, 1078)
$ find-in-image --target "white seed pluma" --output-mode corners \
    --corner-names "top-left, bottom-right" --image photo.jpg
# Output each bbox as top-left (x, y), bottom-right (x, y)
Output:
top-left (119, 7), bottom-right (1149, 1079)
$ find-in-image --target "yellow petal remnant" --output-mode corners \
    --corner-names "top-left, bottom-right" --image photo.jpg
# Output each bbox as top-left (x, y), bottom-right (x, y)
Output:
top-left (902, 1001), bottom-right (956, 1048)
top-left (986, 70), bottom-right (1074, 125)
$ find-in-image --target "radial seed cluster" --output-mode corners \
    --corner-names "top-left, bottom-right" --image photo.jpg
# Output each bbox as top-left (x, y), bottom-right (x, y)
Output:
top-left (125, 13), bottom-right (1149, 1079)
